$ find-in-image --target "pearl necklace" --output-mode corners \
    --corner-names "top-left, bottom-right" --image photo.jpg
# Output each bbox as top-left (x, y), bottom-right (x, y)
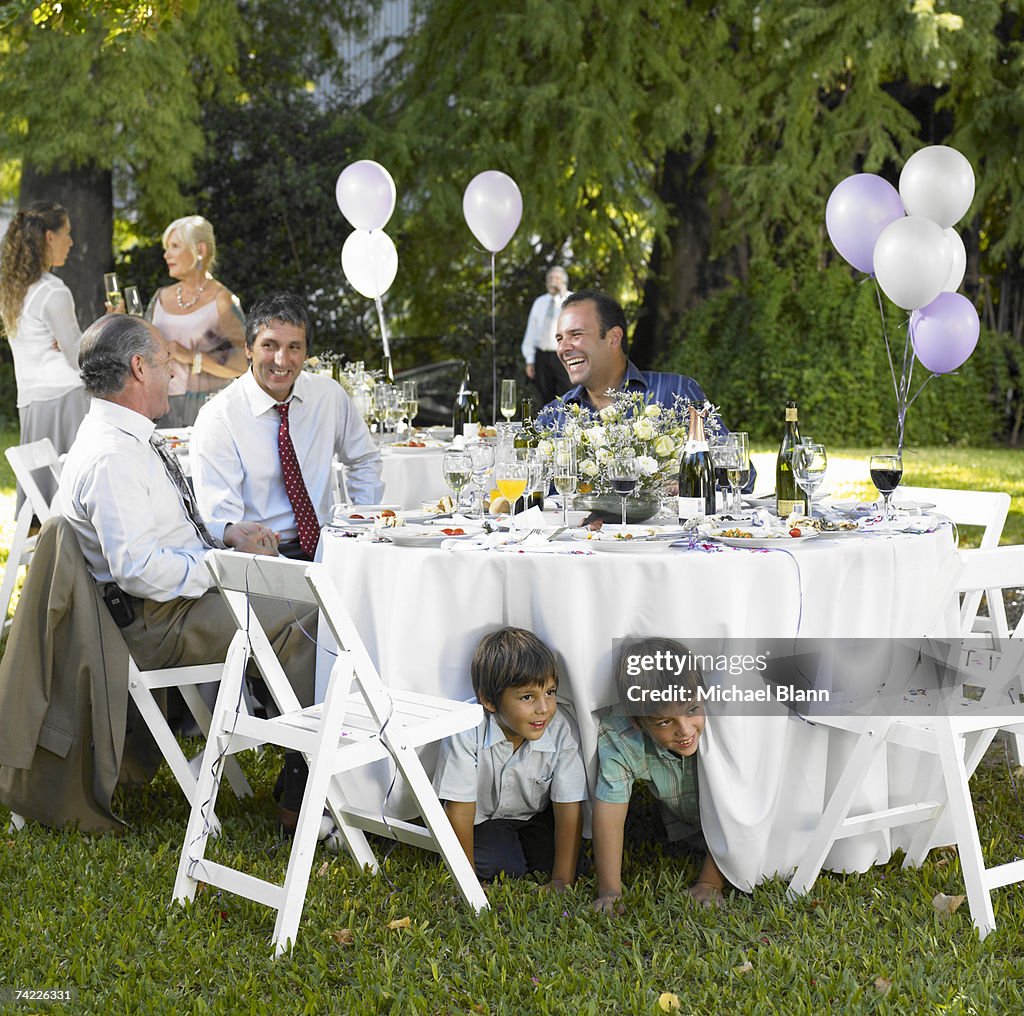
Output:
top-left (176, 277), bottom-right (209, 310)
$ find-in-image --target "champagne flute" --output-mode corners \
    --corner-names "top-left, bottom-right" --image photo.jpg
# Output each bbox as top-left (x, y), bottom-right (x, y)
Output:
top-left (402, 380), bottom-right (418, 432)
top-left (552, 437), bottom-right (577, 527)
top-left (103, 272), bottom-right (122, 310)
top-left (124, 285), bottom-right (144, 316)
top-left (870, 452), bottom-right (903, 527)
top-left (467, 439), bottom-right (495, 519)
top-left (609, 452), bottom-right (638, 526)
top-left (500, 379), bottom-right (518, 423)
top-left (442, 449), bottom-right (473, 514)
top-left (726, 432), bottom-right (750, 513)
top-left (495, 448), bottom-right (529, 536)
top-left (793, 441), bottom-right (827, 518)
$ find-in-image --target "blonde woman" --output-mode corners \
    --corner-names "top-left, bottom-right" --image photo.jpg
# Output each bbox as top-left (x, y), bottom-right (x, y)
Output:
top-left (146, 215), bottom-right (246, 427)
top-left (0, 201), bottom-right (90, 506)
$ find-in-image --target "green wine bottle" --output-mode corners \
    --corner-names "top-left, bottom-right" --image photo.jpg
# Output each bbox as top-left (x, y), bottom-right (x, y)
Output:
top-left (677, 406), bottom-right (715, 520)
top-left (776, 401), bottom-right (805, 517)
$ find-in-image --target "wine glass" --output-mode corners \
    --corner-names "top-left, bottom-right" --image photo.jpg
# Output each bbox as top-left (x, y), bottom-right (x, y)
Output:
top-left (708, 433), bottom-right (732, 512)
top-left (402, 380), bottom-right (418, 432)
top-left (870, 452), bottom-right (903, 526)
top-left (442, 449), bottom-right (473, 514)
top-left (466, 439), bottom-right (495, 519)
top-left (494, 448), bottom-right (529, 536)
top-left (793, 441), bottom-right (827, 517)
top-left (552, 438), bottom-right (577, 527)
top-left (725, 432), bottom-right (750, 513)
top-left (103, 272), bottom-right (122, 310)
top-left (124, 285), bottom-right (144, 316)
top-left (609, 452), bottom-right (638, 526)
top-left (500, 379), bottom-right (518, 423)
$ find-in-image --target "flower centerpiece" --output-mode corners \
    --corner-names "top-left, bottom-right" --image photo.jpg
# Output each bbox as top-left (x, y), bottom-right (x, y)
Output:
top-left (537, 390), bottom-right (722, 519)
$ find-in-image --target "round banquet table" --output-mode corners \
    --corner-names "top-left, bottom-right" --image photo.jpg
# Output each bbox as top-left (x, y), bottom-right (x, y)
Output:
top-left (318, 523), bottom-right (959, 890)
top-left (340, 445), bottom-right (450, 508)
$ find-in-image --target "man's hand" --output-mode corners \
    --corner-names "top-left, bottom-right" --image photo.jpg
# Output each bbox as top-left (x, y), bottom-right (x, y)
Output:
top-left (525, 363), bottom-right (536, 380)
top-left (593, 891), bottom-right (625, 915)
top-left (687, 880), bottom-right (724, 909)
top-left (224, 521), bottom-right (279, 556)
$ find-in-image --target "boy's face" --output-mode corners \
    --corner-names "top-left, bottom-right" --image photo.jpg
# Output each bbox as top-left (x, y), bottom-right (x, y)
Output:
top-left (483, 675), bottom-right (559, 750)
top-left (634, 703), bottom-right (705, 757)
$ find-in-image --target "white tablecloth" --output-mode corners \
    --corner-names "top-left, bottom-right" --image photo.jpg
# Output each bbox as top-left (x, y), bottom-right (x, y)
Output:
top-left (340, 446), bottom-right (450, 508)
top-left (319, 523), bottom-right (958, 889)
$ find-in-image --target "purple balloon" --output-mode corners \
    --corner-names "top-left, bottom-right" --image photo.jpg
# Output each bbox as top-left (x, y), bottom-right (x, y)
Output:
top-left (910, 292), bottom-right (980, 374)
top-left (825, 173), bottom-right (905, 273)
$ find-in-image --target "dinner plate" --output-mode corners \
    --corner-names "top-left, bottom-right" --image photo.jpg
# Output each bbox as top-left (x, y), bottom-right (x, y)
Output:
top-left (830, 499), bottom-right (936, 513)
top-left (331, 503), bottom-right (402, 524)
top-left (744, 494), bottom-right (826, 509)
top-left (386, 529), bottom-right (478, 548)
top-left (586, 538), bottom-right (679, 554)
top-left (385, 444), bottom-right (445, 454)
top-left (712, 529), bottom-right (820, 548)
top-left (570, 524), bottom-right (687, 543)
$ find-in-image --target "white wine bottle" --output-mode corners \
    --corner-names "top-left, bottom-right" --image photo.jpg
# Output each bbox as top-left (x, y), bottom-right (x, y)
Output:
top-left (677, 406), bottom-right (715, 521)
top-left (776, 400), bottom-right (805, 517)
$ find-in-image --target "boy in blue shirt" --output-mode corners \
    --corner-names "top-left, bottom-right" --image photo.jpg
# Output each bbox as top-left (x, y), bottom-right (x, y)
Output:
top-left (593, 637), bottom-right (726, 913)
top-left (434, 627), bottom-right (587, 890)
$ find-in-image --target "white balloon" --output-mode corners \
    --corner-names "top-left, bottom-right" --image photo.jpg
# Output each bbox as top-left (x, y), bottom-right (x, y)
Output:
top-left (462, 171), bottom-right (523, 253)
top-left (872, 215), bottom-right (951, 310)
top-left (341, 229), bottom-right (398, 299)
top-left (899, 145), bottom-right (975, 229)
top-left (942, 227), bottom-right (966, 292)
top-left (335, 160), bottom-right (397, 232)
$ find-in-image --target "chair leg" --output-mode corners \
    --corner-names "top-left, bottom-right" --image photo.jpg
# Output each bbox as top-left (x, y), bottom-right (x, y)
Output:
top-left (172, 637), bottom-right (249, 905)
top-left (935, 720), bottom-right (996, 938)
top-left (323, 775), bottom-right (379, 873)
top-left (179, 683), bottom-right (253, 799)
top-left (8, 812), bottom-right (26, 833)
top-left (787, 722), bottom-right (891, 899)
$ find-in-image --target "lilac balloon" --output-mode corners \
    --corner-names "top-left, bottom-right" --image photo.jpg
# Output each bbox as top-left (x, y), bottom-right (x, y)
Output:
top-left (462, 171), bottom-right (523, 253)
top-left (910, 292), bottom-right (980, 374)
top-left (335, 160), bottom-right (396, 232)
top-left (825, 173), bottom-right (905, 273)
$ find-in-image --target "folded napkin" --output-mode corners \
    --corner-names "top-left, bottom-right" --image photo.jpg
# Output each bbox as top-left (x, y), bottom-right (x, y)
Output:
top-left (860, 514), bottom-right (941, 534)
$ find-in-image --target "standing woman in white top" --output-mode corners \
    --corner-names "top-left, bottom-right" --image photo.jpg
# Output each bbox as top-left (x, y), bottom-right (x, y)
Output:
top-left (0, 201), bottom-right (90, 506)
top-left (145, 215), bottom-right (246, 428)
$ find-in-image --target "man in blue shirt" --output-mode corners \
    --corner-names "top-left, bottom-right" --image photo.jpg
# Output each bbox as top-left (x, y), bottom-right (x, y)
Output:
top-left (536, 289), bottom-right (755, 491)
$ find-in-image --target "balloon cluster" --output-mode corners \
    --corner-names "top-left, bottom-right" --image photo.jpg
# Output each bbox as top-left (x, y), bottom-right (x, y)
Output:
top-left (336, 161), bottom-right (398, 300)
top-left (826, 145), bottom-right (979, 376)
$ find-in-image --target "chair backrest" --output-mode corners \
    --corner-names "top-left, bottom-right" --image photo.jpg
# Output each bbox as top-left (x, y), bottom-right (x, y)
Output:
top-left (5, 439), bottom-right (63, 520)
top-left (955, 545), bottom-right (1024, 641)
top-left (902, 486), bottom-right (1012, 638)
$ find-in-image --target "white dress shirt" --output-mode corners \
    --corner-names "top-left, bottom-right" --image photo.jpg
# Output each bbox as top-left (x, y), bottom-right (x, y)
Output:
top-left (520, 291), bottom-right (568, 365)
top-left (59, 400), bottom-right (213, 600)
top-left (9, 273), bottom-right (83, 408)
top-left (189, 369), bottom-right (384, 544)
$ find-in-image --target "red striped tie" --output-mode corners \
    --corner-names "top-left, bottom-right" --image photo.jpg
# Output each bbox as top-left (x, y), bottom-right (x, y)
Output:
top-left (275, 401), bottom-right (320, 559)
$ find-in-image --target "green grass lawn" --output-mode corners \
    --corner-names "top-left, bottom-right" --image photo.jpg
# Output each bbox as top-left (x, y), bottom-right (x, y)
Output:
top-left (3, 436), bottom-right (1024, 1012)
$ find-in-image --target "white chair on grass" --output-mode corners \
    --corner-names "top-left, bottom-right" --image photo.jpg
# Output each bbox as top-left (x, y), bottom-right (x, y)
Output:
top-left (2, 439), bottom-right (63, 634)
top-left (172, 551), bottom-right (488, 955)
top-left (787, 545), bottom-right (1024, 939)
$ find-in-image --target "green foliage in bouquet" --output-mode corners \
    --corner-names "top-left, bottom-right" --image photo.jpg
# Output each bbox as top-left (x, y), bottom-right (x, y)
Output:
top-left (660, 260), bottom-right (1012, 447)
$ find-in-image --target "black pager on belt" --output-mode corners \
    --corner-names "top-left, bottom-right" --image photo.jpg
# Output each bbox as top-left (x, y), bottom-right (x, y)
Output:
top-left (102, 583), bottom-right (136, 628)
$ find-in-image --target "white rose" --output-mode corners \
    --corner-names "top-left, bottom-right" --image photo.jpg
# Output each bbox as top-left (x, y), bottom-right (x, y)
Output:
top-left (536, 438), bottom-right (554, 460)
top-left (580, 459), bottom-right (600, 477)
top-left (598, 405), bottom-right (619, 422)
top-left (644, 403), bottom-right (662, 418)
top-left (596, 447), bottom-right (613, 464)
top-left (636, 455), bottom-right (660, 476)
top-left (585, 425), bottom-right (606, 447)
top-left (654, 435), bottom-right (676, 458)
top-left (632, 418), bottom-right (656, 441)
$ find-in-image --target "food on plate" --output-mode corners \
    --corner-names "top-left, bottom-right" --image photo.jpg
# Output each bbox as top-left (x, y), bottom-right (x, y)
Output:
top-left (818, 518), bottom-right (859, 532)
top-left (717, 528), bottom-right (761, 539)
top-left (425, 495), bottom-right (456, 515)
top-left (490, 496), bottom-right (510, 515)
top-left (440, 527), bottom-right (465, 536)
top-left (392, 440), bottom-right (426, 448)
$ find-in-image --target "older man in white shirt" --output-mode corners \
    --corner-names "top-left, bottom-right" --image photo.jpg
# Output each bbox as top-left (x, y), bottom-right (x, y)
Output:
top-left (190, 292), bottom-right (383, 561)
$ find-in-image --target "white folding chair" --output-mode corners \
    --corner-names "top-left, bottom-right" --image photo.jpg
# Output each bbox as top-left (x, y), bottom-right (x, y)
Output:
top-left (787, 545), bottom-right (1024, 939)
top-left (2, 439), bottom-right (63, 633)
top-left (173, 551), bottom-right (487, 955)
top-left (899, 486), bottom-right (1011, 639)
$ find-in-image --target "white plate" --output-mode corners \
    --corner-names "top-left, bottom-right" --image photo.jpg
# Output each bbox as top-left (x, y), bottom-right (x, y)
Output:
top-left (744, 494), bottom-right (826, 509)
top-left (331, 504), bottom-right (402, 525)
top-left (385, 444), bottom-right (444, 454)
top-left (386, 529), bottom-right (478, 548)
top-left (587, 538), bottom-right (679, 554)
top-left (830, 499), bottom-right (935, 513)
top-left (712, 529), bottom-right (820, 548)
top-left (570, 524), bottom-right (686, 543)
top-left (890, 500), bottom-right (937, 512)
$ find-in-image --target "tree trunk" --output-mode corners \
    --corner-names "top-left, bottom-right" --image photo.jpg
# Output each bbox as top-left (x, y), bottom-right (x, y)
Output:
top-left (19, 162), bottom-right (113, 329)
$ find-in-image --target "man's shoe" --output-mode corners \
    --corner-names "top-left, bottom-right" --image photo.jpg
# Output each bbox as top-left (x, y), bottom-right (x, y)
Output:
top-left (277, 806), bottom-right (334, 842)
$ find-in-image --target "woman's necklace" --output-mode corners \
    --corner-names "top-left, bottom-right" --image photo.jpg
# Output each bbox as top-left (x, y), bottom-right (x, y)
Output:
top-left (176, 277), bottom-right (209, 310)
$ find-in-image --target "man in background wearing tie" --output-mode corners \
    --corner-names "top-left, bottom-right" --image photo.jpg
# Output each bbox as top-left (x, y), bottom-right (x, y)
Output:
top-left (189, 292), bottom-right (383, 562)
top-left (521, 266), bottom-right (572, 407)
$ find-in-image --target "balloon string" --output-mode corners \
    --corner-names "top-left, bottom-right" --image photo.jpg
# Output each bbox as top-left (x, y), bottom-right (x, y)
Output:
top-left (873, 276), bottom-right (910, 454)
top-left (490, 252), bottom-right (497, 425)
top-left (374, 295), bottom-right (391, 362)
